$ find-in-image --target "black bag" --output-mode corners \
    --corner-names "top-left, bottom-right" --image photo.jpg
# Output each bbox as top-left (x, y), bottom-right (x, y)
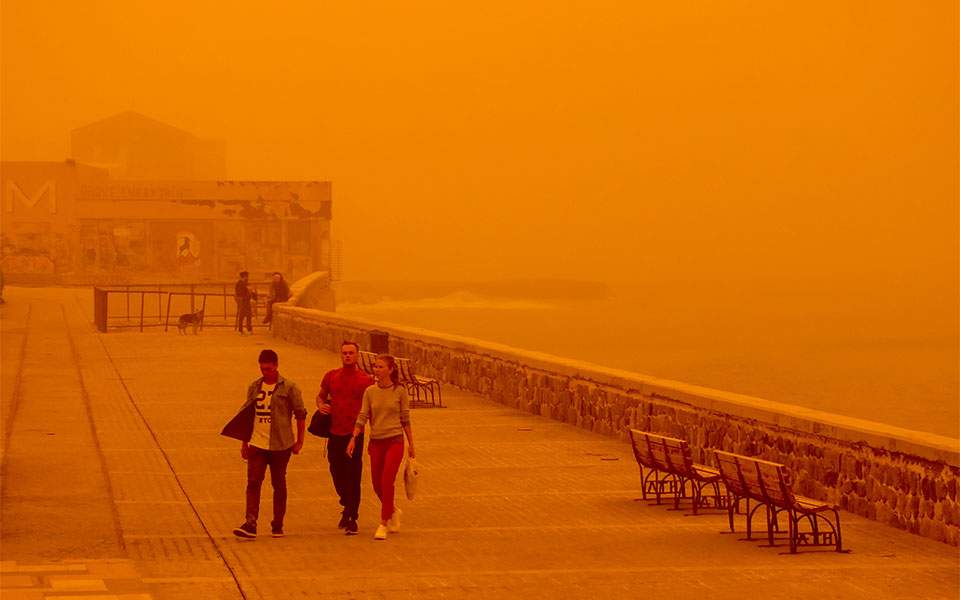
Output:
top-left (307, 408), bottom-right (331, 438)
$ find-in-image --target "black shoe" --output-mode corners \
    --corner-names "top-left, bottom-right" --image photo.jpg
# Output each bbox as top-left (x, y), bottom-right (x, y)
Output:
top-left (271, 524), bottom-right (285, 538)
top-left (337, 515), bottom-right (350, 529)
top-left (344, 518), bottom-right (358, 535)
top-left (233, 522), bottom-right (257, 539)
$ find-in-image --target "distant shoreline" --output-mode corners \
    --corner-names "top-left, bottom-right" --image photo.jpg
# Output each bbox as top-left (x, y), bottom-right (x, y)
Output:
top-left (335, 279), bottom-right (609, 304)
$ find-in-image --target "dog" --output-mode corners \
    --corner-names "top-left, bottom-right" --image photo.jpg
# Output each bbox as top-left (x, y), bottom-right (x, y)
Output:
top-left (176, 309), bottom-right (204, 335)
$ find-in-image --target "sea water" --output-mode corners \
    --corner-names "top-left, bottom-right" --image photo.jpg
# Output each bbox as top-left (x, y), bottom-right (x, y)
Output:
top-left (339, 280), bottom-right (959, 439)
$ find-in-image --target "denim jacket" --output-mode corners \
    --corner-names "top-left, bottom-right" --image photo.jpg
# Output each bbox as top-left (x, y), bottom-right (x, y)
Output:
top-left (221, 375), bottom-right (306, 450)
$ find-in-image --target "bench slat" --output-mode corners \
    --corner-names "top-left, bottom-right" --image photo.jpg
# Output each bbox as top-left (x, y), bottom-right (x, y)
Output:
top-left (712, 449), bottom-right (845, 553)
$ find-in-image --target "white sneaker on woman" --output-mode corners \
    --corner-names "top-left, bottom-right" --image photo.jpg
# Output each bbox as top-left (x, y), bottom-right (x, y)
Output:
top-left (374, 524), bottom-right (388, 540)
top-left (388, 507), bottom-right (402, 533)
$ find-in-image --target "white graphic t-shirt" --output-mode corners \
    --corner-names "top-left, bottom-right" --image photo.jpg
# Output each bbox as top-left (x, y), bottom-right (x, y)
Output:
top-left (249, 381), bottom-right (276, 450)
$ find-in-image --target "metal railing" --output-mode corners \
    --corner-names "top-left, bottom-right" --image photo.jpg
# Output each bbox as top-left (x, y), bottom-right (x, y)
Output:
top-left (93, 281), bottom-right (270, 332)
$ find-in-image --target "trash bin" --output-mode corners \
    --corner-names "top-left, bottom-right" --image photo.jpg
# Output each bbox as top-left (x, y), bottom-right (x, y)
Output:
top-left (369, 330), bottom-right (390, 354)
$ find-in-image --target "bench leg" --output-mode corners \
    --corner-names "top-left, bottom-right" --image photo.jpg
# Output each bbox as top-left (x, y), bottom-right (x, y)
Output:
top-left (788, 509), bottom-right (798, 554)
top-left (726, 497), bottom-right (738, 532)
top-left (640, 467), bottom-right (657, 501)
top-left (832, 509), bottom-right (844, 552)
top-left (745, 500), bottom-right (761, 541)
top-left (669, 477), bottom-right (688, 511)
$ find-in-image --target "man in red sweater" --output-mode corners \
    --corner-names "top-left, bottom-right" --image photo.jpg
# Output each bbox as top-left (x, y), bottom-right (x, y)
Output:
top-left (316, 341), bottom-right (373, 535)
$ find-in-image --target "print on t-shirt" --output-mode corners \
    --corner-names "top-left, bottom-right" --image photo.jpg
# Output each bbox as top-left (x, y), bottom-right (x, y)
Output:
top-left (249, 381), bottom-right (277, 449)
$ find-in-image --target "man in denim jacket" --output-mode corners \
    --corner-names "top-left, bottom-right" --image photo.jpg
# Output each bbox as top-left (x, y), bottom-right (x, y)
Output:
top-left (222, 349), bottom-right (306, 538)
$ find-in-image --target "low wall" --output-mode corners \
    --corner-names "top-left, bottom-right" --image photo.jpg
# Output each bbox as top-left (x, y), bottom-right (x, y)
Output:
top-left (273, 305), bottom-right (960, 545)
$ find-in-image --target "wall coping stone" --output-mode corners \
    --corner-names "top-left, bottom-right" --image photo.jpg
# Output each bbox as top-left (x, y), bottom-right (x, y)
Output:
top-left (280, 305), bottom-right (960, 466)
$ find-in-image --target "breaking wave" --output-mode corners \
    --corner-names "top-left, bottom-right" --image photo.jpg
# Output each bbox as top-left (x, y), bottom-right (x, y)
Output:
top-left (338, 290), bottom-right (556, 312)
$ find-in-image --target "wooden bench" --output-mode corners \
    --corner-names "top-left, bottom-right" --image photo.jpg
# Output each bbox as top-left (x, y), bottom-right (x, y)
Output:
top-left (396, 357), bottom-right (443, 408)
top-left (628, 429), bottom-right (726, 515)
top-left (358, 350), bottom-right (378, 378)
top-left (713, 449), bottom-right (846, 554)
top-left (358, 351), bottom-right (443, 408)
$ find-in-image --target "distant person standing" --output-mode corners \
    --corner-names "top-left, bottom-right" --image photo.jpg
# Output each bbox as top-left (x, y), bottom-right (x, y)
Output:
top-left (347, 354), bottom-right (415, 540)
top-left (316, 341), bottom-right (373, 535)
top-left (235, 271), bottom-right (253, 335)
top-left (263, 272), bottom-right (291, 325)
top-left (221, 349), bottom-right (306, 539)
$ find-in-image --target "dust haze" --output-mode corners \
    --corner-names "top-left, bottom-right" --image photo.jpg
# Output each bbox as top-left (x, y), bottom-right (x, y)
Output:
top-left (2, 1), bottom-right (957, 432)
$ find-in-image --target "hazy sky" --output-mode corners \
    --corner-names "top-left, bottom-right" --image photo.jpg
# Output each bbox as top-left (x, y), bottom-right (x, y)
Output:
top-left (2, 1), bottom-right (957, 286)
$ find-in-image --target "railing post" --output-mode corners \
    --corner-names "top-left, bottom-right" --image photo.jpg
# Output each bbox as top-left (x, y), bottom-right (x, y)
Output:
top-left (164, 293), bottom-right (173, 332)
top-left (93, 287), bottom-right (108, 332)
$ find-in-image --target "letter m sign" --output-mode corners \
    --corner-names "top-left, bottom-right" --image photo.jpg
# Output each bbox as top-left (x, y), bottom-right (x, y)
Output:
top-left (6, 181), bottom-right (57, 213)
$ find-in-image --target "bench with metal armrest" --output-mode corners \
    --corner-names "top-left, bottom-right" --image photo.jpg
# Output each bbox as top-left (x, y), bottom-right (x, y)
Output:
top-left (713, 449), bottom-right (846, 554)
top-left (360, 351), bottom-right (442, 408)
top-left (396, 357), bottom-right (443, 408)
top-left (358, 350), bottom-right (378, 378)
top-left (628, 429), bottom-right (726, 515)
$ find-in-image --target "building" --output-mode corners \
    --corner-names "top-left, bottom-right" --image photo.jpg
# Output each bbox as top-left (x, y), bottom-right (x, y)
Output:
top-left (2, 113), bottom-right (332, 286)
top-left (71, 111), bottom-right (226, 180)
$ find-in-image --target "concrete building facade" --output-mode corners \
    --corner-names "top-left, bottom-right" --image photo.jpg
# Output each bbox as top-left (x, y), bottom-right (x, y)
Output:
top-left (1, 160), bottom-right (332, 284)
top-left (2, 112), bottom-right (332, 285)
top-left (71, 111), bottom-right (226, 180)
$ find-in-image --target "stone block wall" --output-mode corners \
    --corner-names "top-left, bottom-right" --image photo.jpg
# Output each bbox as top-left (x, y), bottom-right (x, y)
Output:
top-left (273, 306), bottom-right (960, 545)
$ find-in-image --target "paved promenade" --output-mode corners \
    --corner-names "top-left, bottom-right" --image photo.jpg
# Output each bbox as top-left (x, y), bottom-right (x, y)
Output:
top-left (2, 287), bottom-right (958, 599)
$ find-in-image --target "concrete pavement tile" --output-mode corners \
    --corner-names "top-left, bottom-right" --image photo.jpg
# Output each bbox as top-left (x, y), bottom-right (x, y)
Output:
top-left (0, 590), bottom-right (45, 600)
top-left (102, 449), bottom-right (171, 473)
top-left (81, 561), bottom-right (143, 578)
top-left (0, 564), bottom-right (87, 573)
top-left (46, 596), bottom-right (153, 600)
top-left (0, 574), bottom-right (35, 587)
top-left (48, 577), bottom-right (109, 591)
top-left (116, 503), bottom-right (206, 536)
top-left (111, 471), bottom-right (185, 502)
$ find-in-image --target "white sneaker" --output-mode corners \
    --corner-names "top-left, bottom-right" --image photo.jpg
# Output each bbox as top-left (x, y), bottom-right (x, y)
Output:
top-left (387, 507), bottom-right (402, 532)
top-left (374, 524), bottom-right (388, 540)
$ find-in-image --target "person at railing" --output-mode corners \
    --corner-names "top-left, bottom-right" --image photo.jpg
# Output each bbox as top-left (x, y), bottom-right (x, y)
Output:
top-left (347, 354), bottom-right (415, 540)
top-left (316, 341), bottom-right (373, 535)
top-left (235, 271), bottom-right (254, 335)
top-left (262, 272), bottom-right (291, 325)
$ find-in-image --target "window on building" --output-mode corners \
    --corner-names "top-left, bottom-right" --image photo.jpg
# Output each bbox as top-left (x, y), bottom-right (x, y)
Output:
top-left (287, 220), bottom-right (311, 255)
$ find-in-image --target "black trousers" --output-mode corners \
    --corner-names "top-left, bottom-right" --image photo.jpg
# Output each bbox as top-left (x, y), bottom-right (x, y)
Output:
top-left (236, 299), bottom-right (252, 332)
top-left (327, 433), bottom-right (364, 519)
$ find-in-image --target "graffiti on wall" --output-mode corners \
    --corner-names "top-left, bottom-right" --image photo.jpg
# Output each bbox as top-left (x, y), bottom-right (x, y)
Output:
top-left (1, 254), bottom-right (55, 274)
top-left (175, 230), bottom-right (202, 277)
top-left (176, 231), bottom-right (200, 265)
top-left (5, 181), bottom-right (57, 214)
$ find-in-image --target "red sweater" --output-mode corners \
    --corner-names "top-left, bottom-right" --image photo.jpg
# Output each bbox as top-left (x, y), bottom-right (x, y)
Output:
top-left (320, 366), bottom-right (373, 436)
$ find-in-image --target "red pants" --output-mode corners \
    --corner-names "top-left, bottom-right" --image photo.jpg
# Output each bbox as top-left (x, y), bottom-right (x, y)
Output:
top-left (368, 435), bottom-right (404, 522)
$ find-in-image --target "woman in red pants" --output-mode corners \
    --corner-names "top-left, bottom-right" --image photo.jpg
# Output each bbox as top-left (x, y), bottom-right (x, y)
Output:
top-left (347, 354), bottom-right (415, 540)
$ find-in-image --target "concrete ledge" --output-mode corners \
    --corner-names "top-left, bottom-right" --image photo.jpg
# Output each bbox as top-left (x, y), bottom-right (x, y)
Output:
top-left (288, 271), bottom-right (334, 311)
top-left (273, 305), bottom-right (960, 546)
top-left (278, 305), bottom-right (958, 465)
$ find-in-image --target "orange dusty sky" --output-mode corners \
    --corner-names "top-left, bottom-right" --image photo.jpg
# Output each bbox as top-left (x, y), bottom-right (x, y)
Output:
top-left (1, 1), bottom-right (957, 286)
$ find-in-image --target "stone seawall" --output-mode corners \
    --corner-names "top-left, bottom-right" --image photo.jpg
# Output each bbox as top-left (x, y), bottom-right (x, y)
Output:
top-left (273, 305), bottom-right (960, 545)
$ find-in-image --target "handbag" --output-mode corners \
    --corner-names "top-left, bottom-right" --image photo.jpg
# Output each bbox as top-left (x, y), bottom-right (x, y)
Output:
top-left (403, 457), bottom-right (420, 500)
top-left (307, 408), bottom-right (331, 438)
